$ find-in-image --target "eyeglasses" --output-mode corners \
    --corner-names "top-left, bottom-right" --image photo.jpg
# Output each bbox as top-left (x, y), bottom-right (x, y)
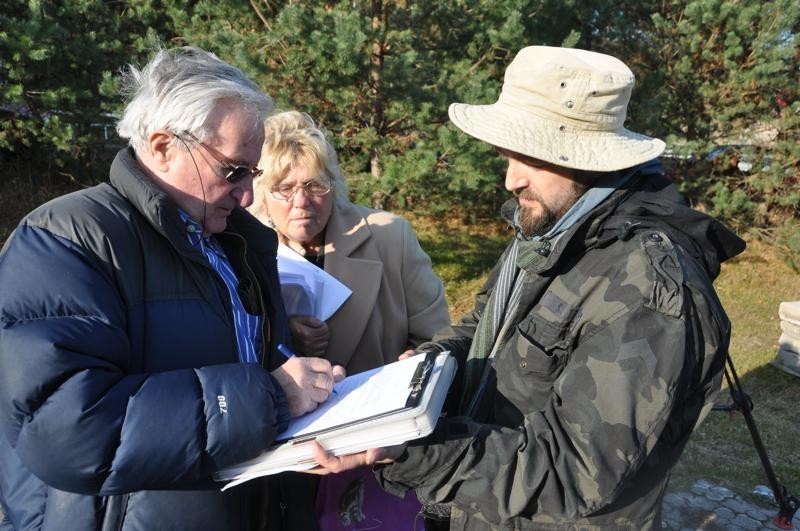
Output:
top-left (178, 131), bottom-right (263, 184)
top-left (270, 179), bottom-right (333, 201)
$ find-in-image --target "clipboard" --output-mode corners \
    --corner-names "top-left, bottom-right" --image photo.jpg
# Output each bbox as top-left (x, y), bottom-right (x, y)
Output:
top-left (214, 351), bottom-right (455, 488)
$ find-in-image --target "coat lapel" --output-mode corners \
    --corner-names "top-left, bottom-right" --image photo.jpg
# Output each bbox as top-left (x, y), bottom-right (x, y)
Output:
top-left (323, 200), bottom-right (382, 368)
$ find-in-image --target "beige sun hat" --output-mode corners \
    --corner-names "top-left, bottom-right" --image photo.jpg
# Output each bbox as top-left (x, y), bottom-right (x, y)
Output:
top-left (448, 46), bottom-right (665, 172)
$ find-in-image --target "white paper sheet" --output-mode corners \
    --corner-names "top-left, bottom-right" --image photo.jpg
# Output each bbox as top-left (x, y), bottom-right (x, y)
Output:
top-left (277, 354), bottom-right (423, 440)
top-left (214, 352), bottom-right (455, 488)
top-left (276, 244), bottom-right (352, 320)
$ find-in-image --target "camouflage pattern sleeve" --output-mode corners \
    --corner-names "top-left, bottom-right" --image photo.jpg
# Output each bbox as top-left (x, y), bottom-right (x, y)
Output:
top-left (380, 305), bottom-right (696, 520)
top-left (377, 230), bottom-right (730, 525)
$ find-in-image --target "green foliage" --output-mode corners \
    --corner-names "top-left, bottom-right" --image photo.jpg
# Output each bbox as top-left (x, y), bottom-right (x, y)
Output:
top-left (1, 0), bottom-right (797, 238)
top-left (650, 0), bottom-right (800, 229)
top-left (184, 0), bottom-right (592, 213)
top-left (0, 1), bottom-right (176, 183)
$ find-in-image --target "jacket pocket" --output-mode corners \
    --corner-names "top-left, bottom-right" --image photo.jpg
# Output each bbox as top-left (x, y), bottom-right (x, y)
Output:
top-left (493, 315), bottom-right (571, 417)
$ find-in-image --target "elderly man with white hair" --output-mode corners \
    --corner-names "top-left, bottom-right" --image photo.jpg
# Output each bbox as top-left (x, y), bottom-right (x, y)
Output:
top-left (312, 46), bottom-right (746, 531)
top-left (0, 46), bottom-right (342, 531)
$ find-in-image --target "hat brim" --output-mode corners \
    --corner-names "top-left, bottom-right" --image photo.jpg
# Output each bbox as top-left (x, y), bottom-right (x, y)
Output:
top-left (449, 102), bottom-right (665, 172)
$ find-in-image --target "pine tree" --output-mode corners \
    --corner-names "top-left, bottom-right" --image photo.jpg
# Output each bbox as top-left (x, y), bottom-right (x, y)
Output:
top-left (213, 0), bottom-right (594, 214)
top-left (2, 0), bottom-right (796, 233)
top-left (0, 1), bottom-right (176, 183)
top-left (650, 0), bottom-right (799, 230)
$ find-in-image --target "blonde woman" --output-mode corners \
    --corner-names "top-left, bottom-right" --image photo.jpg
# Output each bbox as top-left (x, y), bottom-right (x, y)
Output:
top-left (250, 110), bottom-right (450, 530)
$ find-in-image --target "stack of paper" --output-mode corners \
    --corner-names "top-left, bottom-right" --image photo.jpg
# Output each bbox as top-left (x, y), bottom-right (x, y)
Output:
top-left (277, 244), bottom-right (351, 320)
top-left (215, 351), bottom-right (455, 489)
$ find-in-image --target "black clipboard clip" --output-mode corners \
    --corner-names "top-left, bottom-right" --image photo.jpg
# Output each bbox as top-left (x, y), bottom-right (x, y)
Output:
top-left (404, 351), bottom-right (437, 408)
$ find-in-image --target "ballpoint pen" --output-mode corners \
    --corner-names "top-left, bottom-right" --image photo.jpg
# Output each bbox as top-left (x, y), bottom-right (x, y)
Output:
top-left (277, 343), bottom-right (295, 359)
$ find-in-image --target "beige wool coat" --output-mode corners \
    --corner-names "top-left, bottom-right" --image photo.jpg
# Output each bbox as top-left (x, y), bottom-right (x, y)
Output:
top-left (261, 198), bottom-right (450, 530)
top-left (319, 198), bottom-right (450, 374)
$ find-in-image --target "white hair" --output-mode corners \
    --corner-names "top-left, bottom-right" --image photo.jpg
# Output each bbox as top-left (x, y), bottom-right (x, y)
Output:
top-left (116, 46), bottom-right (273, 151)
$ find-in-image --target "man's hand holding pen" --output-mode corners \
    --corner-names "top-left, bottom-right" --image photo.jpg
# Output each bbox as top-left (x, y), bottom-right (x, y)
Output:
top-left (271, 343), bottom-right (346, 417)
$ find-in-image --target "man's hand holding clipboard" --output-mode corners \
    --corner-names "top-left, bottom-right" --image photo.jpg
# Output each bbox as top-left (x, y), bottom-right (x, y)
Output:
top-left (303, 349), bottom-right (421, 475)
top-left (214, 350), bottom-right (455, 489)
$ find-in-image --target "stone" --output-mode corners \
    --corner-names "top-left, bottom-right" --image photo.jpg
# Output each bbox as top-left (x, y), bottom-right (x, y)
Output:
top-left (711, 485), bottom-right (734, 499)
top-left (731, 514), bottom-right (761, 530)
top-left (723, 497), bottom-right (753, 514)
top-left (688, 494), bottom-right (718, 512)
top-left (779, 301), bottom-right (800, 323)
top-left (695, 479), bottom-right (713, 490)
top-left (773, 346), bottom-right (800, 377)
top-left (712, 506), bottom-right (735, 523)
top-left (664, 492), bottom-right (688, 508)
top-left (745, 508), bottom-right (771, 522)
top-left (708, 485), bottom-right (734, 500)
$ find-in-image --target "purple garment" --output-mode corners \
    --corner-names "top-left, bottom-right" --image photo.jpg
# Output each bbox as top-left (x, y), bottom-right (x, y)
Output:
top-left (316, 467), bottom-right (424, 530)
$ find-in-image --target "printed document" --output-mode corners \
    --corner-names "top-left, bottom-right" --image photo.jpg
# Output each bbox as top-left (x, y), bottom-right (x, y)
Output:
top-left (215, 351), bottom-right (455, 488)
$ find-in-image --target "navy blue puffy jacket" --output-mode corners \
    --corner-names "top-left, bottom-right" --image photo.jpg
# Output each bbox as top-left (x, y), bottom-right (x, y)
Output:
top-left (0, 148), bottom-right (292, 530)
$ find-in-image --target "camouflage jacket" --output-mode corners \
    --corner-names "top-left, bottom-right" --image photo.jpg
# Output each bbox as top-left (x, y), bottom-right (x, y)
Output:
top-left (376, 172), bottom-right (745, 530)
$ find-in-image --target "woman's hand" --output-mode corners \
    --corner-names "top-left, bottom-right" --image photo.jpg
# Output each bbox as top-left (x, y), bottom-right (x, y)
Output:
top-left (398, 349), bottom-right (418, 360)
top-left (289, 315), bottom-right (330, 357)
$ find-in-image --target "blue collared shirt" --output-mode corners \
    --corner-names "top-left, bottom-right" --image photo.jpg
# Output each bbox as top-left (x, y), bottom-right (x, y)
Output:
top-left (178, 210), bottom-right (262, 364)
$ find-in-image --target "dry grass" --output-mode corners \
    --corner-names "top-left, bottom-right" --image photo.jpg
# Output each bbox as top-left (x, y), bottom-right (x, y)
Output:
top-left (670, 238), bottom-right (800, 502)
top-left (410, 213), bottom-right (511, 319)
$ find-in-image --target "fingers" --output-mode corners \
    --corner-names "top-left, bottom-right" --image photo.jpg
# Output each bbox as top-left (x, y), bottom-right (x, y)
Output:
top-left (332, 364), bottom-right (347, 382)
top-left (288, 315), bottom-right (330, 357)
top-left (398, 349), bottom-right (417, 360)
top-left (291, 315), bottom-right (327, 329)
top-left (370, 443), bottom-right (407, 464)
top-left (305, 442), bottom-right (406, 476)
top-left (271, 356), bottom-right (338, 417)
top-left (301, 358), bottom-right (336, 398)
top-left (301, 338), bottom-right (329, 358)
top-left (289, 315), bottom-right (328, 339)
top-left (308, 442), bottom-right (370, 475)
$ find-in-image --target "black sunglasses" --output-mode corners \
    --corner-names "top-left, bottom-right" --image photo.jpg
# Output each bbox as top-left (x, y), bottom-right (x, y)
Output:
top-left (179, 131), bottom-right (263, 183)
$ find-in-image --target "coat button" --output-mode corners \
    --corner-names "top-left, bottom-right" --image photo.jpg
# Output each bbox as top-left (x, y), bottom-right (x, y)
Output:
top-left (565, 100), bottom-right (574, 108)
top-left (648, 232), bottom-right (662, 242)
top-left (520, 360), bottom-right (527, 368)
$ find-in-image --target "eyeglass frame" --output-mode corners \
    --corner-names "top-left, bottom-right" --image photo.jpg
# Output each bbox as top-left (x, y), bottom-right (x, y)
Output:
top-left (269, 178), bottom-right (333, 202)
top-left (177, 130), bottom-right (263, 184)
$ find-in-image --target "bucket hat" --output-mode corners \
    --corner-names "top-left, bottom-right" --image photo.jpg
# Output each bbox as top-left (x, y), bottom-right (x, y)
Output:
top-left (448, 46), bottom-right (665, 172)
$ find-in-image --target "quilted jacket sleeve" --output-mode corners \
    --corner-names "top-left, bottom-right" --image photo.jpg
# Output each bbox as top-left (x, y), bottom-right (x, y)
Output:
top-left (0, 225), bottom-right (287, 496)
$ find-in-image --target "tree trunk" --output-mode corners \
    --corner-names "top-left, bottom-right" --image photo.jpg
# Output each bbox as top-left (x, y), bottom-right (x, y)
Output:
top-left (369, 0), bottom-right (385, 180)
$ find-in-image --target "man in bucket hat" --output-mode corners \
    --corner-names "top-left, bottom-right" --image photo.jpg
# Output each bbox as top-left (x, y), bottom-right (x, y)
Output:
top-left (312, 46), bottom-right (746, 530)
